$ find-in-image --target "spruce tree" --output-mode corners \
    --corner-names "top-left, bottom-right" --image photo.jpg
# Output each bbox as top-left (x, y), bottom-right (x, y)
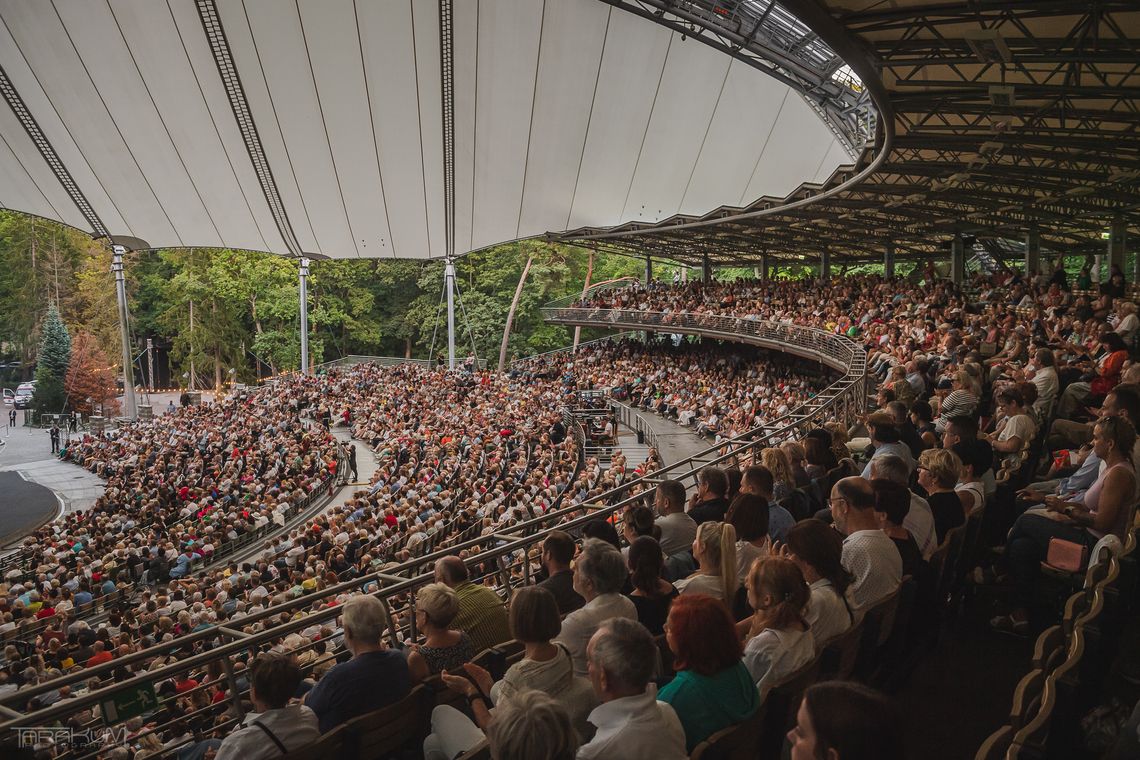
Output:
top-left (33, 302), bottom-right (71, 416)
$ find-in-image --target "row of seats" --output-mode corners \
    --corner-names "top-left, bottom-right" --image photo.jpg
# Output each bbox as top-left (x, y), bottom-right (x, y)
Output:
top-left (976, 514), bottom-right (1140, 759)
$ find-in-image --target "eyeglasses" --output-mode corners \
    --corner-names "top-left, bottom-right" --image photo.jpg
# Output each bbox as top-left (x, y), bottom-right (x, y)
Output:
top-left (827, 497), bottom-right (847, 509)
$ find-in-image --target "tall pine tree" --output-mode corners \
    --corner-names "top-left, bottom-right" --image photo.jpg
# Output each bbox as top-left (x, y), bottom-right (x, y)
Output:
top-left (33, 302), bottom-right (71, 416)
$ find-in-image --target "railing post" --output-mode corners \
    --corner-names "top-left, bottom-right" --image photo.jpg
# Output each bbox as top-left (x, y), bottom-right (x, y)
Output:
top-left (221, 654), bottom-right (246, 721)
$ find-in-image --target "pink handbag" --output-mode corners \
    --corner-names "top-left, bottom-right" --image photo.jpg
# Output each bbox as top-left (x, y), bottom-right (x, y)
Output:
top-left (1046, 538), bottom-right (1088, 573)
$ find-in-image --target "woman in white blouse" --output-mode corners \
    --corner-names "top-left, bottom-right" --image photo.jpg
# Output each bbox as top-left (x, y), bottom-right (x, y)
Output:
top-left (740, 557), bottom-right (815, 698)
top-left (780, 519), bottom-right (853, 649)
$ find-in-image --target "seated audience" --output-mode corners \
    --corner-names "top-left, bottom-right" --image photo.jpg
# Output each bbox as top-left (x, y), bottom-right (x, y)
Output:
top-left (538, 531), bottom-right (585, 615)
top-left (993, 416), bottom-right (1137, 634)
top-left (741, 465), bottom-right (795, 540)
top-left (916, 448), bottom-right (967, 543)
top-left (829, 477), bottom-right (902, 612)
top-left (687, 467), bottom-right (731, 525)
top-left (434, 556), bottom-right (511, 653)
top-left (555, 538), bottom-right (637, 677)
top-left (869, 454), bottom-right (936, 560)
top-left (579, 618), bottom-right (688, 759)
top-left (658, 594), bottom-right (761, 752)
top-left (787, 681), bottom-right (904, 760)
top-left (727, 493), bottom-right (772, 587)
top-left (424, 587), bottom-right (595, 758)
top-left (781, 520), bottom-right (853, 647)
top-left (304, 595), bottom-right (411, 733)
top-left (407, 583), bottom-right (475, 681)
top-left (741, 557), bottom-right (815, 696)
top-left (486, 689), bottom-right (580, 760)
top-left (626, 536), bottom-right (678, 636)
top-left (654, 480), bottom-right (697, 557)
top-left (214, 654), bottom-right (319, 760)
top-left (675, 521), bottom-right (737, 607)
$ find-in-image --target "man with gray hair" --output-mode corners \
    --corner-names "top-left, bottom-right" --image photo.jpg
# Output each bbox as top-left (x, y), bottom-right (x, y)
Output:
top-left (555, 539), bottom-right (637, 677)
top-left (870, 454), bottom-right (936, 560)
top-left (303, 594), bottom-right (411, 733)
top-left (578, 618), bottom-right (687, 760)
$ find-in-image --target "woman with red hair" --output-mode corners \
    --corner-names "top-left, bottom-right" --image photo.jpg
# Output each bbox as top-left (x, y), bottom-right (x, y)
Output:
top-left (657, 594), bottom-right (760, 752)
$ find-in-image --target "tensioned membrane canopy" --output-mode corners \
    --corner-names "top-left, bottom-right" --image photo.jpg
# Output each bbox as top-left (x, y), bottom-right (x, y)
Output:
top-left (0, 0), bottom-right (849, 260)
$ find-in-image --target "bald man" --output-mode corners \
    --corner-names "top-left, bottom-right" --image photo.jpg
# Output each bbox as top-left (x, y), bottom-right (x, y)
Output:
top-left (434, 556), bottom-right (510, 652)
top-left (829, 477), bottom-right (902, 612)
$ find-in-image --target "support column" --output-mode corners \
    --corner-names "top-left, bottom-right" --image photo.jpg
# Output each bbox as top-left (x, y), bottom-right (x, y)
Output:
top-left (1093, 254), bottom-right (1104, 285)
top-left (950, 233), bottom-right (966, 285)
top-left (445, 258), bottom-right (457, 370)
top-left (1109, 217), bottom-right (1127, 281)
top-left (701, 253), bottom-right (712, 283)
top-left (760, 253), bottom-right (770, 282)
top-left (820, 248), bottom-right (831, 281)
top-left (644, 255), bottom-right (652, 286)
top-left (111, 245), bottom-right (137, 419)
top-left (147, 337), bottom-right (155, 391)
top-left (1025, 228), bottom-right (1040, 278)
top-left (884, 242), bottom-right (896, 278)
top-left (299, 257), bottom-right (310, 374)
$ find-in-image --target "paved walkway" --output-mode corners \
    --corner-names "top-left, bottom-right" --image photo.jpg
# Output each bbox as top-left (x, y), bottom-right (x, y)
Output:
top-left (0, 424), bottom-right (106, 549)
top-left (330, 428), bottom-right (383, 505)
top-left (615, 404), bottom-right (712, 467)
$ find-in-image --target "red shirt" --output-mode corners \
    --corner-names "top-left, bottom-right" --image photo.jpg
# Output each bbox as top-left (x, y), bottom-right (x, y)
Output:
top-left (87, 651), bottom-right (114, 668)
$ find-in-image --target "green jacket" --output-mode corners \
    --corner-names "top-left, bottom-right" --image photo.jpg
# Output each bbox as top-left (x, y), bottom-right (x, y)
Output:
top-left (657, 661), bottom-right (761, 752)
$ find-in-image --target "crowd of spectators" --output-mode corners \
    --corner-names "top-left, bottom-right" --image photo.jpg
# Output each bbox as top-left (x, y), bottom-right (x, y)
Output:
top-left (514, 338), bottom-right (829, 445)
top-left (6, 261), bottom-right (1140, 759)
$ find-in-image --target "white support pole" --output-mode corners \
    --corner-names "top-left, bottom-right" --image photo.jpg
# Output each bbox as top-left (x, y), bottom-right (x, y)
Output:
top-left (111, 245), bottom-right (137, 419)
top-left (445, 258), bottom-right (457, 370)
top-left (299, 257), bottom-right (310, 374)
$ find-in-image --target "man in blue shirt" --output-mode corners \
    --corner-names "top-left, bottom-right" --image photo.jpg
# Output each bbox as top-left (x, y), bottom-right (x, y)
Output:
top-left (304, 595), bottom-right (410, 733)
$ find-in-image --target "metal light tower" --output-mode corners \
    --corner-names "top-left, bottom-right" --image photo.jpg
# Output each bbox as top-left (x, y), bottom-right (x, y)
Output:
top-left (299, 257), bottom-right (310, 374)
top-left (111, 245), bottom-right (137, 419)
top-left (445, 258), bottom-right (457, 370)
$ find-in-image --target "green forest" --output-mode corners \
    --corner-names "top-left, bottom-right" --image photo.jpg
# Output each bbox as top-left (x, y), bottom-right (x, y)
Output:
top-left (0, 210), bottom-right (674, 390)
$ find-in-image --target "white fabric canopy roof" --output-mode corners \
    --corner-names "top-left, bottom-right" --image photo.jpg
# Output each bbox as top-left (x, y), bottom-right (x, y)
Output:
top-left (0, 0), bottom-right (846, 259)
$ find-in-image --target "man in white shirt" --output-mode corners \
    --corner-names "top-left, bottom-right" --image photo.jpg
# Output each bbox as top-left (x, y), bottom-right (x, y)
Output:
top-left (212, 653), bottom-right (319, 760)
top-left (830, 477), bottom-right (902, 612)
top-left (555, 539), bottom-right (637, 677)
top-left (653, 479), bottom-right (697, 556)
top-left (578, 618), bottom-right (687, 760)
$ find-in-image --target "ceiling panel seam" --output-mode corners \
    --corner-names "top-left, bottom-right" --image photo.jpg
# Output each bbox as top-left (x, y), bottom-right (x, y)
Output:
top-left (193, 0), bottom-right (303, 256)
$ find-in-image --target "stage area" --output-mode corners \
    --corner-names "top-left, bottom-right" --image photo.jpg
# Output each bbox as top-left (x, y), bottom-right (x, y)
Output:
top-left (0, 471), bottom-right (59, 548)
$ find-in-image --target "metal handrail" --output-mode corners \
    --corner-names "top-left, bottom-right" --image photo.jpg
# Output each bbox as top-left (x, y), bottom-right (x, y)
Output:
top-left (0, 312), bottom-right (865, 737)
top-left (510, 330), bottom-right (641, 365)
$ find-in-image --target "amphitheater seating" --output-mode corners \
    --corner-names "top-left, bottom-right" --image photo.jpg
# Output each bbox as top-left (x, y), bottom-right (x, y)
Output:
top-left (853, 587), bottom-right (901, 681)
top-left (974, 724), bottom-right (1014, 760)
top-left (279, 725), bottom-right (348, 760)
top-left (342, 683), bottom-right (433, 760)
top-left (456, 741), bottom-right (491, 760)
top-left (757, 655), bottom-right (822, 760)
top-left (817, 615), bottom-right (865, 681)
top-left (689, 704), bottom-right (767, 760)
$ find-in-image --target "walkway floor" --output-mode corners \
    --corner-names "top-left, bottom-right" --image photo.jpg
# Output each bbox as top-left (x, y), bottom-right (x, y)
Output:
top-left (626, 408), bottom-right (714, 467)
top-left (329, 424), bottom-right (382, 492)
top-left (0, 424), bottom-right (105, 537)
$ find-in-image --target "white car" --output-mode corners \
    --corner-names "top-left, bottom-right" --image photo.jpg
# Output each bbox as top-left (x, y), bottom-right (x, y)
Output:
top-left (13, 381), bottom-right (35, 410)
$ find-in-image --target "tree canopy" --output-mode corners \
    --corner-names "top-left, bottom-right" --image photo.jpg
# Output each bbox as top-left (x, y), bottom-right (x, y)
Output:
top-left (0, 211), bottom-right (668, 391)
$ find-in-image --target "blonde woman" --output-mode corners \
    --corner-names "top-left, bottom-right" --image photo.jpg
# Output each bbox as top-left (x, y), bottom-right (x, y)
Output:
top-left (760, 447), bottom-right (795, 502)
top-left (675, 521), bottom-right (738, 607)
top-left (916, 448), bottom-right (967, 544)
top-left (407, 582), bottom-right (475, 682)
